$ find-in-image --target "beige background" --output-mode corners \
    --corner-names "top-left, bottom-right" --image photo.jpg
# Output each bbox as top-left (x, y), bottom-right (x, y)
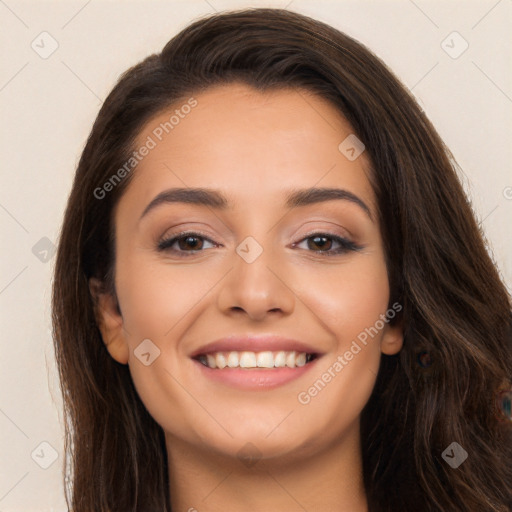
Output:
top-left (1, 0), bottom-right (511, 510)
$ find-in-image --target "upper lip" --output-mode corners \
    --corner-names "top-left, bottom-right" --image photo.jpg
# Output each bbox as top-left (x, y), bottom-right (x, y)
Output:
top-left (189, 334), bottom-right (324, 358)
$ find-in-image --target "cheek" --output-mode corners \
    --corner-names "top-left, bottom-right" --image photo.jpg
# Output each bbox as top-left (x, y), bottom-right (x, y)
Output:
top-left (296, 251), bottom-right (390, 344)
top-left (114, 257), bottom-right (218, 441)
top-left (114, 254), bottom-right (230, 439)
top-left (291, 255), bottom-right (388, 429)
top-left (115, 254), bottom-right (217, 341)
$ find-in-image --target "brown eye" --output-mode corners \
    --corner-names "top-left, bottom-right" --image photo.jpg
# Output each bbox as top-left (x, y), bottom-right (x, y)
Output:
top-left (157, 232), bottom-right (217, 254)
top-left (307, 235), bottom-right (333, 251)
top-left (294, 233), bottom-right (362, 256)
top-left (177, 235), bottom-right (203, 251)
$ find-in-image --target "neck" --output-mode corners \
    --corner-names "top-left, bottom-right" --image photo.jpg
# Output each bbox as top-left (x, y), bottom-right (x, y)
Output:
top-left (165, 422), bottom-right (368, 512)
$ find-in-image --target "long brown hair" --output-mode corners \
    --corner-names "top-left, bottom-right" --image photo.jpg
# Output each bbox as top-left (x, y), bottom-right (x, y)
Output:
top-left (52, 7), bottom-right (512, 511)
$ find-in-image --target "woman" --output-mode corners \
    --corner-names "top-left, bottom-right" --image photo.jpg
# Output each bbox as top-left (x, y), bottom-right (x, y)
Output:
top-left (52, 7), bottom-right (512, 511)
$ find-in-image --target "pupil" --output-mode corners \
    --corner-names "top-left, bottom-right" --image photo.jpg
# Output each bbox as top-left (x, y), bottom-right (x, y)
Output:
top-left (311, 236), bottom-right (330, 250)
top-left (182, 236), bottom-right (200, 250)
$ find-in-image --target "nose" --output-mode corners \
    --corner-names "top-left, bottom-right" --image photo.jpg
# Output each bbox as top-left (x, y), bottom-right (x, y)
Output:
top-left (216, 241), bottom-right (296, 322)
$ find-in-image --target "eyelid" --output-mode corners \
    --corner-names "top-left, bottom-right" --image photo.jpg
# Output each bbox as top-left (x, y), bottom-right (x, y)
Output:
top-left (297, 226), bottom-right (352, 241)
top-left (295, 220), bottom-right (355, 239)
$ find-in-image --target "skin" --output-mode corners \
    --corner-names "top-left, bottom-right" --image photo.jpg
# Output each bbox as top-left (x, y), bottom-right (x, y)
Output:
top-left (91, 82), bottom-right (403, 512)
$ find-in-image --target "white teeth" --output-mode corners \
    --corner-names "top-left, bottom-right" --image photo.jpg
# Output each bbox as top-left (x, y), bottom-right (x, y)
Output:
top-left (295, 352), bottom-right (306, 367)
top-left (216, 353), bottom-right (227, 369)
top-left (200, 350), bottom-right (313, 369)
top-left (257, 351), bottom-right (274, 368)
top-left (285, 351), bottom-right (296, 368)
top-left (274, 351), bottom-right (286, 367)
top-left (227, 351), bottom-right (239, 368)
top-left (240, 351), bottom-right (257, 368)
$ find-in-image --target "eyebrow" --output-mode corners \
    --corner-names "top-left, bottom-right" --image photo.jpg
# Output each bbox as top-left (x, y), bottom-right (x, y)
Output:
top-left (139, 187), bottom-right (372, 221)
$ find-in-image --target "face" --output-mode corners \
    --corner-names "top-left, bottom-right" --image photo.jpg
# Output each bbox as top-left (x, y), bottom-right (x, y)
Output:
top-left (93, 83), bottom-right (403, 464)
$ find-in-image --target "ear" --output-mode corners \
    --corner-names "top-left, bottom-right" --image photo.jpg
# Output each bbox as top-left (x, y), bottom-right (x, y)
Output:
top-left (380, 316), bottom-right (404, 356)
top-left (89, 277), bottom-right (129, 364)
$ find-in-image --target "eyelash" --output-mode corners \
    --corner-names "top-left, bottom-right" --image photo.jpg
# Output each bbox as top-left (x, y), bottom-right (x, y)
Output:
top-left (157, 231), bottom-right (363, 257)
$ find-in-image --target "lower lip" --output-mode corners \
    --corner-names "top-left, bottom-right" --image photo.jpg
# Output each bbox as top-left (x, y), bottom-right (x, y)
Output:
top-left (192, 358), bottom-right (320, 390)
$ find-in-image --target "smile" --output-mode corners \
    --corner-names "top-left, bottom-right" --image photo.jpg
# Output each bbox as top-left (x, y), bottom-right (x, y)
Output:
top-left (196, 350), bottom-right (317, 369)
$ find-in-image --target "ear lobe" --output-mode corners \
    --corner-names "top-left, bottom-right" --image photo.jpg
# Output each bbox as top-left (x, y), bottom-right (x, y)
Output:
top-left (89, 277), bottom-right (129, 365)
top-left (380, 317), bottom-right (404, 356)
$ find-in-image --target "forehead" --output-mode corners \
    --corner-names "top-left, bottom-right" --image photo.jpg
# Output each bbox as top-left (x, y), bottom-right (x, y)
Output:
top-left (122, 82), bottom-right (375, 216)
